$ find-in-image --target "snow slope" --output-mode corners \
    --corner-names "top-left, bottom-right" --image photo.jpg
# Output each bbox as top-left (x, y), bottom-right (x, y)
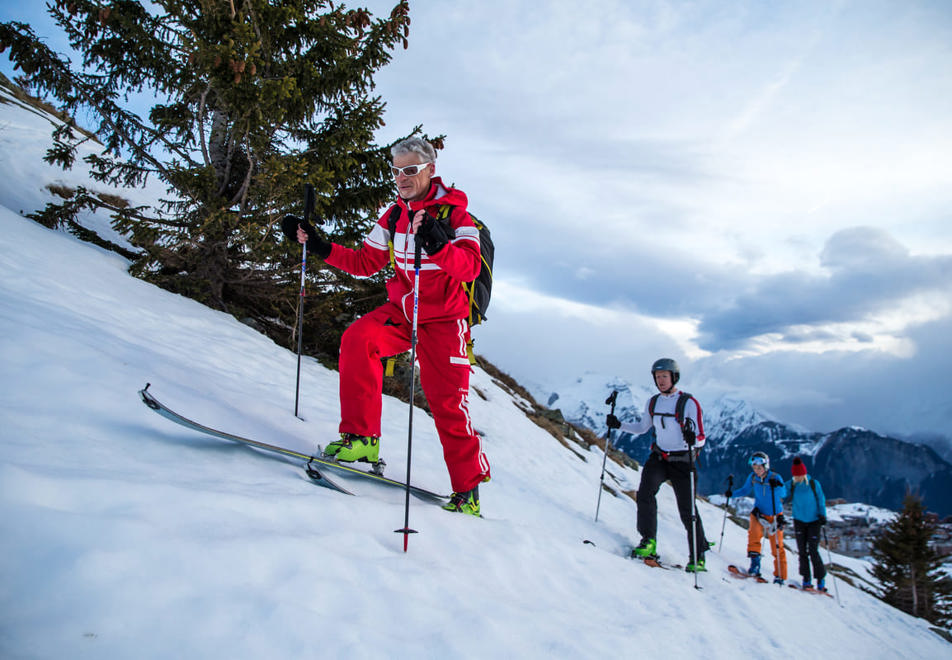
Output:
top-left (1, 97), bottom-right (949, 660)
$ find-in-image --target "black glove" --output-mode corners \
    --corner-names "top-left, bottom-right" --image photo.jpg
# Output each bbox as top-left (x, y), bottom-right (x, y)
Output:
top-left (768, 476), bottom-right (783, 488)
top-left (818, 515), bottom-right (827, 526)
top-left (684, 428), bottom-right (696, 447)
top-left (724, 488), bottom-right (733, 499)
top-left (606, 413), bottom-right (621, 430)
top-left (282, 214), bottom-right (331, 259)
top-left (416, 212), bottom-right (453, 255)
top-left (777, 513), bottom-right (786, 528)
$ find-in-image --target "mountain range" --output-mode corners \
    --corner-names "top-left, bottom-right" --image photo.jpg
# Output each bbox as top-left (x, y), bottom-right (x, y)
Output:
top-left (536, 373), bottom-right (952, 518)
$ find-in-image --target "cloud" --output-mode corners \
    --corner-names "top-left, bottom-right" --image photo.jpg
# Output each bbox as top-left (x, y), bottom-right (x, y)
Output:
top-left (696, 227), bottom-right (952, 352)
top-left (819, 226), bottom-right (910, 271)
top-left (692, 312), bottom-right (952, 436)
top-left (474, 280), bottom-right (685, 388)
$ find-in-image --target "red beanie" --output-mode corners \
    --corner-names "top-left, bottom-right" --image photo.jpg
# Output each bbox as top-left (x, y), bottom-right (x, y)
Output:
top-left (791, 457), bottom-right (808, 477)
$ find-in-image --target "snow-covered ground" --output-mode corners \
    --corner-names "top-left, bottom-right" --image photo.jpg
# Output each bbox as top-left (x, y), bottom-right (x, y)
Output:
top-left (2, 91), bottom-right (950, 659)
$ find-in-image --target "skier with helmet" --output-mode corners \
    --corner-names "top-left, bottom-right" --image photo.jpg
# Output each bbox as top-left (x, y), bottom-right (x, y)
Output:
top-left (725, 451), bottom-right (788, 583)
top-left (607, 358), bottom-right (710, 572)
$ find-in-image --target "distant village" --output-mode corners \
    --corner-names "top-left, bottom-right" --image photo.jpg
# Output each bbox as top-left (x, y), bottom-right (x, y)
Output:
top-left (820, 500), bottom-right (952, 559)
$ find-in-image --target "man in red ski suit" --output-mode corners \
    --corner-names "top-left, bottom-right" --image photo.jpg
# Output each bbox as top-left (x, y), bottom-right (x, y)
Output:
top-left (285, 137), bottom-right (490, 515)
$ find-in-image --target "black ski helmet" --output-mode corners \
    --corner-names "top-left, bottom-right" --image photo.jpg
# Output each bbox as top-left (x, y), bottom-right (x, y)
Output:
top-left (748, 451), bottom-right (769, 469)
top-left (651, 358), bottom-right (680, 385)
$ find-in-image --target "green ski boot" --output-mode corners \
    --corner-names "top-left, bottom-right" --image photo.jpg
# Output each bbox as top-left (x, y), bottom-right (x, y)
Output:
top-left (442, 486), bottom-right (480, 517)
top-left (685, 557), bottom-right (707, 573)
top-left (324, 433), bottom-right (380, 463)
top-left (630, 538), bottom-right (657, 559)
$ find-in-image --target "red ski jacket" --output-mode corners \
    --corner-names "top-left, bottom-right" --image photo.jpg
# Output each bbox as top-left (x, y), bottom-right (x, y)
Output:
top-left (325, 177), bottom-right (481, 324)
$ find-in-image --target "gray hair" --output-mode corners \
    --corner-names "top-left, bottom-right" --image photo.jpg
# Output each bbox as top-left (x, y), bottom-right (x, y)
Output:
top-left (391, 137), bottom-right (436, 163)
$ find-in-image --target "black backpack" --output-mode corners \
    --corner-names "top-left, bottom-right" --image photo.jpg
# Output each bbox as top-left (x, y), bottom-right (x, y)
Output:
top-left (386, 204), bottom-right (494, 363)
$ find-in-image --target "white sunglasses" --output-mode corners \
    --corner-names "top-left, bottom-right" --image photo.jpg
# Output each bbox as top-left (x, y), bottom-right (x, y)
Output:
top-left (390, 162), bottom-right (432, 177)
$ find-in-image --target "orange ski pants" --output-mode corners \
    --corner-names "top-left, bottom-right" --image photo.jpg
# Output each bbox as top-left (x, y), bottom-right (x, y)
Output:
top-left (748, 513), bottom-right (788, 580)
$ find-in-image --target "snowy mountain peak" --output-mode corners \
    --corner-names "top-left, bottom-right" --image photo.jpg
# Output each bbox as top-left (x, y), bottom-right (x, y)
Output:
top-left (536, 372), bottom-right (656, 432)
top-left (702, 393), bottom-right (776, 438)
top-left (536, 374), bottom-right (777, 440)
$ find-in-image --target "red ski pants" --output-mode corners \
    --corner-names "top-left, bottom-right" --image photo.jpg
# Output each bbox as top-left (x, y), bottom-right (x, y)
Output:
top-left (337, 302), bottom-right (490, 493)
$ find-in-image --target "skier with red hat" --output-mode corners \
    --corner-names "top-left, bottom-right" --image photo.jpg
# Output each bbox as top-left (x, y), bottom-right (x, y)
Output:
top-left (785, 456), bottom-right (828, 591)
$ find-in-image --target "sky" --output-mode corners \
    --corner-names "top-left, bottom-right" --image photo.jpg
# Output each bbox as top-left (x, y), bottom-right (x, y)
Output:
top-left (3, 0), bottom-right (951, 438)
top-left (2, 91), bottom-right (949, 655)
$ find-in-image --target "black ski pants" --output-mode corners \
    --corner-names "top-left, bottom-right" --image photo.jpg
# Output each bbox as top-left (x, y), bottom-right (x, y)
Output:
top-left (793, 519), bottom-right (826, 583)
top-left (636, 452), bottom-right (709, 561)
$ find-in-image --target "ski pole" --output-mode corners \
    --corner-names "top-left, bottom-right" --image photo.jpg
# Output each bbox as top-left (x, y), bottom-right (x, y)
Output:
top-left (687, 420), bottom-right (701, 590)
top-left (821, 525), bottom-right (842, 605)
top-left (770, 479), bottom-right (783, 586)
top-left (395, 208), bottom-right (423, 552)
top-left (594, 390), bottom-right (618, 522)
top-left (294, 184), bottom-right (316, 418)
top-left (718, 474), bottom-right (733, 552)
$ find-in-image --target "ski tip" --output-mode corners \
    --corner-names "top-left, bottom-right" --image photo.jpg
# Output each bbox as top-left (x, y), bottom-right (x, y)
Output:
top-left (139, 385), bottom-right (160, 410)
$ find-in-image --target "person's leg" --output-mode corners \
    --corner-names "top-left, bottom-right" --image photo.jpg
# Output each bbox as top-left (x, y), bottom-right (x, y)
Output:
top-left (635, 455), bottom-right (666, 544)
top-left (794, 519), bottom-right (811, 583)
top-left (416, 319), bottom-right (489, 493)
top-left (747, 514), bottom-right (764, 574)
top-left (669, 462), bottom-right (708, 562)
top-left (808, 520), bottom-right (826, 583)
top-left (338, 304), bottom-right (409, 437)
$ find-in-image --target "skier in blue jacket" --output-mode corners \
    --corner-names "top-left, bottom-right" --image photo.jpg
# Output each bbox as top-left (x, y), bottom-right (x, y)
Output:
top-left (726, 451), bottom-right (788, 583)
top-left (785, 456), bottom-right (828, 591)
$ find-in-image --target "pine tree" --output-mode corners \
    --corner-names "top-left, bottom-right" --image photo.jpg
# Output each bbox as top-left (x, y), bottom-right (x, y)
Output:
top-left (869, 494), bottom-right (952, 627)
top-left (0, 1), bottom-right (425, 359)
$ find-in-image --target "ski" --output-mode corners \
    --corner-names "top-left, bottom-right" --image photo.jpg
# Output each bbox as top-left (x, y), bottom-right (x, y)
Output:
top-left (139, 384), bottom-right (449, 504)
top-left (643, 557), bottom-right (678, 570)
top-left (638, 555), bottom-right (683, 571)
top-left (727, 564), bottom-right (769, 583)
top-left (582, 541), bottom-right (689, 573)
top-left (788, 582), bottom-right (834, 598)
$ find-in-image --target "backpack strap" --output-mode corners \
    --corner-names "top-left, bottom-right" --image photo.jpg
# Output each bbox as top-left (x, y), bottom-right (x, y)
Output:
top-left (675, 391), bottom-right (691, 430)
top-left (648, 393), bottom-right (659, 418)
top-left (384, 204), bottom-right (407, 377)
top-left (809, 477), bottom-right (820, 508)
top-left (463, 214), bottom-right (488, 326)
top-left (386, 204), bottom-right (403, 271)
top-left (648, 392), bottom-right (691, 431)
top-left (464, 243), bottom-right (478, 362)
